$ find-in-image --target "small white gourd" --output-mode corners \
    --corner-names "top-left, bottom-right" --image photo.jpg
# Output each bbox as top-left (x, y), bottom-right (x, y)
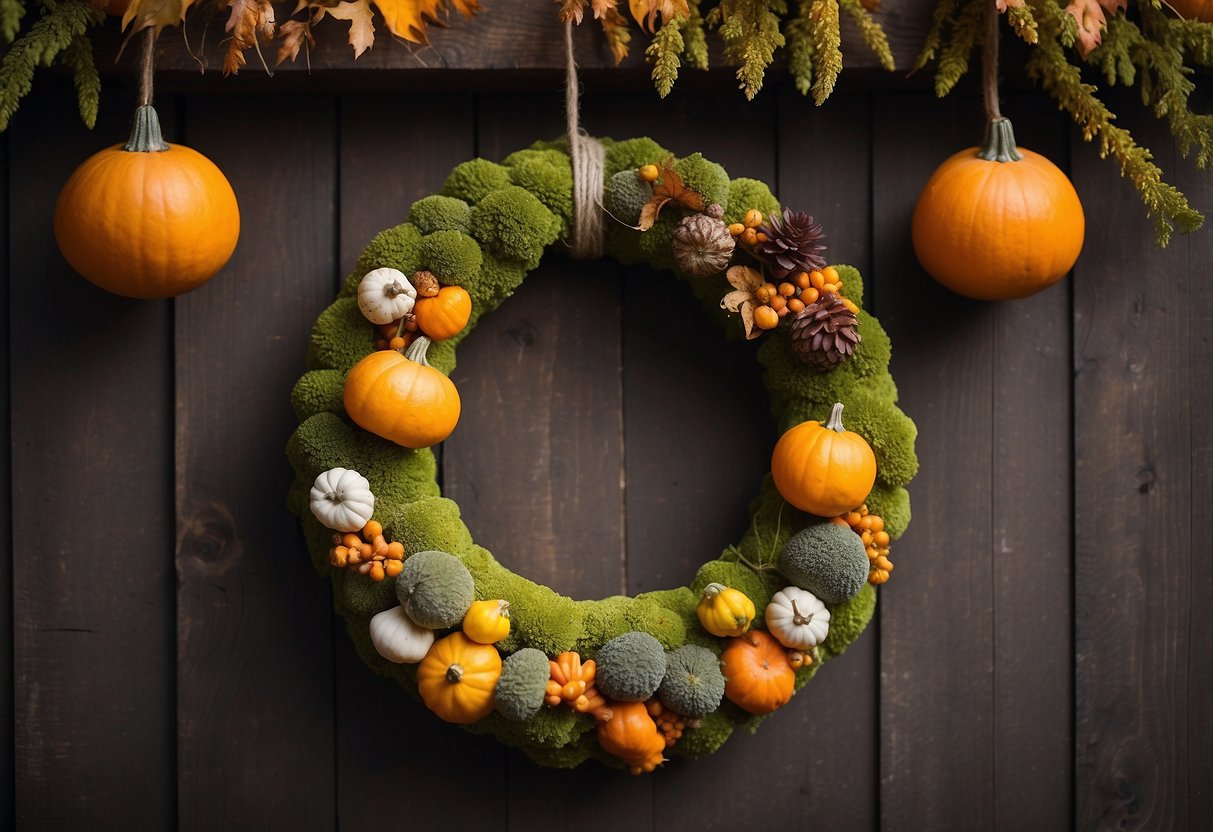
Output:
top-left (370, 605), bottom-right (435, 664)
top-left (764, 586), bottom-right (830, 650)
top-left (358, 267), bottom-right (417, 324)
top-left (309, 467), bottom-right (375, 532)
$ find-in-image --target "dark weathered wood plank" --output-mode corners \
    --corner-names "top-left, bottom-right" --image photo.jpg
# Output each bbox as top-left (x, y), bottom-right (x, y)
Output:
top-left (0, 120), bottom-right (13, 830)
top-left (175, 95), bottom-right (337, 829)
top-left (1072, 91), bottom-right (1210, 831)
top-left (873, 92), bottom-right (996, 832)
top-left (333, 95), bottom-right (506, 832)
top-left (9, 85), bottom-right (176, 829)
top-left (989, 94), bottom-right (1073, 829)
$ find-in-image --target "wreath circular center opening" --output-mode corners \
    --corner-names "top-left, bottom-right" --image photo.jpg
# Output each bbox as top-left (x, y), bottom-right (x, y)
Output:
top-left (287, 136), bottom-right (919, 773)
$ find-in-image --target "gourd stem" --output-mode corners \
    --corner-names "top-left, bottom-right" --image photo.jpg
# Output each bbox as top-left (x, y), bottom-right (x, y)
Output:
top-left (790, 599), bottom-right (814, 626)
top-left (385, 281), bottom-right (406, 298)
top-left (982, 0), bottom-right (1002, 123)
top-left (446, 663), bottom-right (464, 684)
top-left (124, 104), bottom-right (170, 153)
top-left (977, 117), bottom-right (1024, 163)
top-left (404, 335), bottom-right (433, 365)
top-left (702, 582), bottom-right (725, 599)
top-left (824, 402), bottom-right (846, 432)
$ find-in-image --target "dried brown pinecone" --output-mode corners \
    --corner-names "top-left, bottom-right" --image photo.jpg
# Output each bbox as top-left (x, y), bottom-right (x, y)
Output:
top-left (790, 293), bottom-right (861, 370)
top-left (672, 207), bottom-right (735, 277)
top-left (757, 209), bottom-right (826, 279)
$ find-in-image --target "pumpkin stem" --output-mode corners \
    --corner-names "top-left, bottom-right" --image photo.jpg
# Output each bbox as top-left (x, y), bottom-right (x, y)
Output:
top-left (790, 599), bottom-right (814, 626)
top-left (445, 663), bottom-right (465, 684)
top-left (976, 117), bottom-right (1023, 164)
top-left (824, 402), bottom-right (846, 433)
top-left (702, 582), bottom-right (726, 599)
top-left (404, 335), bottom-right (434, 366)
top-left (124, 105), bottom-right (170, 153)
top-left (384, 281), bottom-right (406, 298)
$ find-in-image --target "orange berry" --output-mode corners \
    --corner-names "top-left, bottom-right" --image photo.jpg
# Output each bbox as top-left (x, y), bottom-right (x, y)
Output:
top-left (756, 286), bottom-right (772, 303)
top-left (754, 305), bottom-right (779, 330)
top-left (728, 222), bottom-right (746, 237)
top-left (787, 298), bottom-right (805, 314)
top-left (869, 516), bottom-right (885, 532)
top-left (778, 282), bottom-right (796, 297)
top-left (762, 282), bottom-right (777, 296)
top-left (742, 228), bottom-right (758, 246)
top-left (861, 530), bottom-right (873, 546)
top-left (799, 287), bottom-right (820, 305)
top-left (874, 531), bottom-right (891, 547)
top-left (341, 533), bottom-right (361, 549)
top-left (795, 272), bottom-right (811, 289)
top-left (843, 298), bottom-right (860, 314)
top-left (822, 266), bottom-right (840, 283)
top-left (359, 543), bottom-right (373, 559)
top-left (769, 294), bottom-right (787, 312)
top-left (810, 271), bottom-right (826, 290)
top-left (369, 562), bottom-right (386, 582)
top-left (755, 232), bottom-right (768, 243)
top-left (386, 541), bottom-right (405, 559)
top-left (384, 560), bottom-right (403, 578)
top-left (389, 336), bottom-right (406, 350)
top-left (744, 208), bottom-right (763, 228)
top-left (363, 520), bottom-right (383, 540)
top-left (639, 164), bottom-right (659, 182)
top-left (777, 306), bottom-right (790, 318)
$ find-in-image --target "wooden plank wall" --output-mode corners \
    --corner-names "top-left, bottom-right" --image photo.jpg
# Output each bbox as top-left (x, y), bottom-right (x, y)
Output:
top-left (3, 75), bottom-right (1210, 830)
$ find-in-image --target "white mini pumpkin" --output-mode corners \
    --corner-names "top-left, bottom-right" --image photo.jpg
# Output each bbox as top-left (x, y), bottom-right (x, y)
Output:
top-left (358, 267), bottom-right (417, 325)
top-left (309, 467), bottom-right (375, 532)
top-left (765, 586), bottom-right (830, 650)
top-left (369, 606), bottom-right (435, 664)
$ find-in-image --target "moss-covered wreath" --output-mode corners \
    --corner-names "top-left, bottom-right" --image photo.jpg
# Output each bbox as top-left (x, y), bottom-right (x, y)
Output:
top-left (286, 136), bottom-right (918, 772)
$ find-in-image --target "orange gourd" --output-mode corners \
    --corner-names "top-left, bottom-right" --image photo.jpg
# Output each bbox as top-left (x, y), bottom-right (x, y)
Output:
top-left (912, 117), bottom-right (1084, 301)
top-left (771, 402), bottom-right (876, 517)
top-left (720, 630), bottom-right (795, 715)
top-left (1167, 0), bottom-right (1213, 21)
top-left (414, 285), bottom-right (472, 341)
top-left (416, 632), bottom-right (502, 724)
top-left (343, 336), bottom-right (461, 448)
top-left (54, 105), bottom-right (240, 299)
top-left (596, 701), bottom-right (667, 775)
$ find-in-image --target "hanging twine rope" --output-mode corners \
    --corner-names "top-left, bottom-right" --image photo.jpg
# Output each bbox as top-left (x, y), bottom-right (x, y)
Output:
top-left (982, 0), bottom-right (1002, 123)
top-left (138, 27), bottom-right (157, 108)
top-left (564, 21), bottom-right (606, 260)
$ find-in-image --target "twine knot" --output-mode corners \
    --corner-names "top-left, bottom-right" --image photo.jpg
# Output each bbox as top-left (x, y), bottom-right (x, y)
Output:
top-left (564, 22), bottom-right (605, 260)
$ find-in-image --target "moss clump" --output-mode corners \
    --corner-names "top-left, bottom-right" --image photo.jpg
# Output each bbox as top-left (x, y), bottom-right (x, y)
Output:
top-left (469, 186), bottom-right (561, 268)
top-left (442, 159), bottom-right (512, 204)
top-left (419, 230), bottom-right (483, 284)
top-left (290, 369), bottom-right (345, 421)
top-left (831, 263), bottom-right (865, 308)
top-left (659, 645), bottom-right (726, 717)
top-left (333, 569), bottom-right (398, 618)
top-left (494, 647), bottom-right (551, 722)
top-left (604, 169), bottom-right (652, 227)
top-left (672, 708), bottom-right (734, 757)
top-left (821, 583), bottom-right (876, 658)
top-left (603, 137), bottom-right (670, 177)
top-left (865, 483), bottom-right (911, 539)
top-left (460, 252), bottom-right (527, 323)
top-left (724, 178), bottom-right (780, 226)
top-left (779, 523), bottom-right (869, 604)
top-left (843, 391), bottom-right (919, 488)
top-left (408, 195), bottom-right (471, 234)
top-left (307, 298), bottom-right (373, 373)
top-left (673, 153), bottom-right (730, 209)
top-left (381, 497), bottom-right (474, 558)
top-left (353, 223), bottom-right (424, 281)
top-left (595, 631), bottom-right (667, 702)
top-left (504, 147), bottom-right (575, 234)
top-left (396, 550), bottom-right (475, 629)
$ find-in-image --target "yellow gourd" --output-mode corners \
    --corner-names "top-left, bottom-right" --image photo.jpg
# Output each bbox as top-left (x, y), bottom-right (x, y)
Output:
top-left (696, 583), bottom-right (756, 637)
top-left (462, 599), bottom-right (511, 644)
top-left (416, 632), bottom-right (501, 724)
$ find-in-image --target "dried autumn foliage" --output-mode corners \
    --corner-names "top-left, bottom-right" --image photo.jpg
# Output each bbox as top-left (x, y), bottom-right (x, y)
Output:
top-left (224, 0), bottom-right (275, 74)
top-left (636, 159), bottom-right (704, 231)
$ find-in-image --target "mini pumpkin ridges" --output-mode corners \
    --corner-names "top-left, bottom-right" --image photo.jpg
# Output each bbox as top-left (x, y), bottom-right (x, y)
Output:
top-left (287, 138), bottom-right (916, 769)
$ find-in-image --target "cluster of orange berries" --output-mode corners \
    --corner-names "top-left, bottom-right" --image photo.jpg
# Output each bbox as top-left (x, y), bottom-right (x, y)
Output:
top-left (751, 266), bottom-right (860, 332)
top-left (327, 520), bottom-right (406, 581)
top-left (646, 699), bottom-right (696, 748)
top-left (726, 208), bottom-right (771, 248)
top-left (373, 319), bottom-right (419, 351)
top-left (833, 505), bottom-right (894, 585)
top-left (787, 646), bottom-right (818, 670)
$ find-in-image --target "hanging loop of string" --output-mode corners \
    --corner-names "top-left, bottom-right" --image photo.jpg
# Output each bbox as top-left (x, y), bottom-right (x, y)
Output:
top-left (564, 21), bottom-right (606, 260)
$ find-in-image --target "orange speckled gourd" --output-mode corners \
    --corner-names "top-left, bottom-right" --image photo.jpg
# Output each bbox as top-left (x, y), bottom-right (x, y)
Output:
top-left (54, 105), bottom-right (240, 300)
top-left (770, 402), bottom-right (876, 517)
top-left (342, 336), bottom-right (461, 448)
top-left (911, 117), bottom-right (1084, 301)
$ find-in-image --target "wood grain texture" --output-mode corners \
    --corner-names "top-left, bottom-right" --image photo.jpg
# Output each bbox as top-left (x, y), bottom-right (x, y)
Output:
top-left (175, 96), bottom-right (338, 830)
top-left (0, 128), bottom-right (12, 829)
top-left (332, 95), bottom-right (507, 832)
top-left (873, 92), bottom-right (996, 832)
top-left (99, 0), bottom-right (936, 75)
top-left (1072, 91), bottom-right (1211, 831)
top-left (8, 86), bottom-right (176, 829)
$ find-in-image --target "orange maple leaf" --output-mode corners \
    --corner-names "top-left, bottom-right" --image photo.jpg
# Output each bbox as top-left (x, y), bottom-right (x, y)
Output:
top-left (224, 0), bottom-right (275, 75)
top-left (122, 0), bottom-right (198, 34)
top-left (372, 0), bottom-right (480, 44)
top-left (637, 159), bottom-right (705, 231)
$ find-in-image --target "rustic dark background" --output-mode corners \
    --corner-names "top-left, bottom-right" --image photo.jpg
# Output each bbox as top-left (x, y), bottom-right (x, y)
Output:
top-left (3, 10), bottom-right (1211, 828)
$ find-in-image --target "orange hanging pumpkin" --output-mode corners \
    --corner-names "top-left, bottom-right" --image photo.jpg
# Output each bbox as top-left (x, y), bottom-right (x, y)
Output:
top-left (770, 402), bottom-right (876, 517)
top-left (1167, 0), bottom-right (1213, 21)
top-left (596, 700), bottom-right (667, 775)
top-left (720, 630), bottom-right (795, 715)
top-left (414, 285), bottom-right (472, 341)
top-left (54, 105), bottom-right (240, 299)
top-left (416, 632), bottom-right (502, 724)
top-left (343, 336), bottom-right (461, 448)
top-left (912, 117), bottom-right (1084, 301)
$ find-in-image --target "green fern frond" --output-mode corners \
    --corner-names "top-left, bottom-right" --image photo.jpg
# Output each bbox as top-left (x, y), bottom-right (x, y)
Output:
top-left (647, 17), bottom-right (685, 98)
top-left (710, 0), bottom-right (787, 100)
top-left (934, 0), bottom-right (984, 96)
top-left (0, 0), bottom-right (25, 43)
top-left (1007, 5), bottom-right (1037, 45)
top-left (839, 0), bottom-right (894, 71)
top-left (62, 31), bottom-right (97, 128)
top-left (809, 0), bottom-right (842, 104)
top-left (684, 0), bottom-right (709, 71)
top-left (914, 0), bottom-right (958, 72)
top-left (785, 0), bottom-right (814, 94)
top-left (0, 0), bottom-right (98, 131)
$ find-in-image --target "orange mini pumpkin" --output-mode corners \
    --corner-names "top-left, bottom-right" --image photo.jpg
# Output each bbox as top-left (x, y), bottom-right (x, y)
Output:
top-left (721, 630), bottom-right (795, 715)
top-left (54, 105), bottom-right (240, 299)
top-left (343, 336), bottom-right (461, 448)
top-left (416, 632), bottom-right (502, 724)
top-left (414, 285), bottom-right (472, 341)
top-left (771, 402), bottom-right (876, 517)
top-left (596, 700), bottom-right (667, 775)
top-left (912, 117), bottom-right (1084, 301)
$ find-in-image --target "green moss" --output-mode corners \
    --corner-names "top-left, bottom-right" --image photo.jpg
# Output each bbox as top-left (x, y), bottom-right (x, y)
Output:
top-left (353, 223), bottom-right (424, 282)
top-left (673, 153), bottom-right (730, 210)
top-left (724, 178), bottom-right (780, 226)
top-left (494, 647), bottom-right (551, 722)
top-left (334, 569), bottom-right (399, 618)
top-left (603, 137), bottom-right (671, 177)
top-left (604, 169), bottom-right (652, 227)
top-left (408, 195), bottom-right (471, 234)
top-left (843, 391), bottom-right (919, 488)
top-left (307, 297), bottom-right (373, 373)
top-left (441, 159), bottom-right (512, 204)
top-left (290, 369), bottom-right (345, 421)
top-left (865, 483), bottom-right (911, 539)
top-left (460, 252), bottom-right (527, 321)
top-left (849, 310), bottom-right (893, 380)
top-left (672, 708), bottom-right (734, 757)
top-left (418, 229), bottom-right (483, 285)
top-left (504, 147), bottom-right (574, 234)
top-left (594, 631), bottom-right (667, 701)
top-left (831, 263), bottom-right (865, 308)
top-left (382, 496), bottom-right (474, 556)
top-left (779, 522), bottom-right (869, 604)
top-left (691, 559), bottom-right (773, 620)
top-left (469, 186), bottom-right (561, 268)
top-left (821, 583), bottom-right (876, 658)
top-left (659, 645), bottom-right (726, 717)
top-left (396, 550), bottom-right (475, 628)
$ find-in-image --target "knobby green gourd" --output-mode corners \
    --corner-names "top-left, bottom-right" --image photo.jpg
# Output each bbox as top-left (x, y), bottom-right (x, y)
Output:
top-left (286, 137), bottom-right (918, 768)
